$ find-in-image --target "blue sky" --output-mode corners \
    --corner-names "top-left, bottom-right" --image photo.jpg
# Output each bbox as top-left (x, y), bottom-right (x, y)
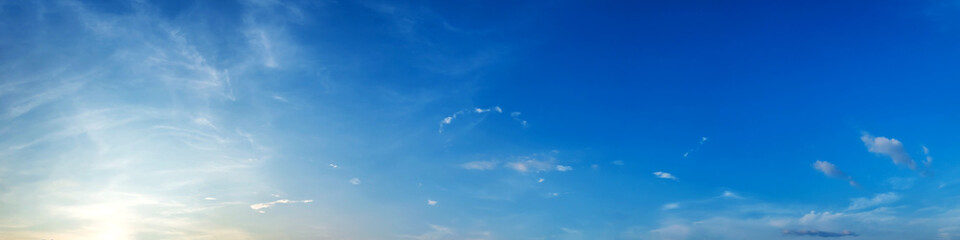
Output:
top-left (3, 0), bottom-right (960, 239)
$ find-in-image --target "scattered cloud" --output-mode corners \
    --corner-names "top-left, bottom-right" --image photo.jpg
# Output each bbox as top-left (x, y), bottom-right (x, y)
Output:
top-left (350, 177), bottom-right (362, 185)
top-left (861, 133), bottom-right (916, 169)
top-left (510, 112), bottom-right (528, 127)
top-left (782, 229), bottom-right (857, 237)
top-left (438, 106), bottom-right (525, 133)
top-left (848, 192), bottom-right (899, 210)
top-left (249, 199), bottom-right (313, 213)
top-left (506, 155), bottom-right (570, 173)
top-left (329, 163), bottom-right (338, 168)
top-left (813, 160), bottom-right (860, 187)
top-left (461, 160), bottom-right (498, 170)
top-left (427, 199), bottom-right (437, 206)
top-left (922, 145), bottom-right (933, 167)
top-left (683, 137), bottom-right (708, 158)
top-left (653, 171), bottom-right (678, 181)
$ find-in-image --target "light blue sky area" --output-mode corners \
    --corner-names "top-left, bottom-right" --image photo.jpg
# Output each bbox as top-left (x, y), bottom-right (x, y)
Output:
top-left (3, 0), bottom-right (960, 239)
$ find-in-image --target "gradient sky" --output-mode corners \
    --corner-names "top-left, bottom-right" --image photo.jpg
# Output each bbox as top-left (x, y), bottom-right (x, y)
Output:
top-left (3, 0), bottom-right (960, 239)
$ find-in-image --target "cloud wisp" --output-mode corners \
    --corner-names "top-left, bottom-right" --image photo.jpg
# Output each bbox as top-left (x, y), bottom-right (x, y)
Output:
top-left (813, 160), bottom-right (860, 187)
top-left (782, 229), bottom-right (857, 238)
top-left (250, 199), bottom-right (314, 213)
top-left (682, 137), bottom-right (708, 158)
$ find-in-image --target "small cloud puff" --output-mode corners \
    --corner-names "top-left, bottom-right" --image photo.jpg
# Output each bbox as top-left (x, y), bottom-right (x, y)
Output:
top-left (662, 203), bottom-right (680, 210)
top-left (721, 190), bottom-right (742, 199)
top-left (556, 165), bottom-right (573, 172)
top-left (349, 177), bottom-right (361, 185)
top-left (427, 199), bottom-right (437, 206)
top-left (653, 171), bottom-right (678, 181)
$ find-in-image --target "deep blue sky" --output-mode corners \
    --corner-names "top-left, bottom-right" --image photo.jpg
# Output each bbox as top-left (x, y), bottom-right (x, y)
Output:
top-left (2, 0), bottom-right (960, 239)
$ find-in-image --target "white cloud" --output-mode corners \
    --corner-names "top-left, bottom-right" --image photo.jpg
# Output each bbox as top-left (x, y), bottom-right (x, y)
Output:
top-left (510, 112), bottom-right (527, 127)
top-left (538, 178), bottom-right (545, 183)
top-left (329, 163), bottom-right (338, 168)
top-left (922, 145), bottom-right (933, 166)
top-left (861, 133), bottom-right (916, 169)
top-left (683, 136), bottom-right (708, 158)
top-left (438, 106), bottom-right (523, 133)
top-left (350, 177), bottom-right (362, 185)
top-left (506, 155), bottom-right (569, 173)
top-left (813, 160), bottom-right (859, 187)
top-left (663, 203), bottom-right (680, 210)
top-left (848, 192), bottom-right (899, 210)
top-left (404, 224), bottom-right (454, 240)
top-left (427, 199), bottom-right (437, 206)
top-left (249, 199), bottom-right (313, 213)
top-left (204, 197), bottom-right (216, 200)
top-left (612, 160), bottom-right (624, 166)
top-left (461, 160), bottom-right (497, 170)
top-left (650, 224), bottom-right (691, 240)
top-left (654, 171), bottom-right (678, 181)
top-left (721, 191), bottom-right (742, 199)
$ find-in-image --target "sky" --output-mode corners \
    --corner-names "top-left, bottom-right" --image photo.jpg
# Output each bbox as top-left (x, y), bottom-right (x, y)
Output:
top-left (3, 0), bottom-right (960, 239)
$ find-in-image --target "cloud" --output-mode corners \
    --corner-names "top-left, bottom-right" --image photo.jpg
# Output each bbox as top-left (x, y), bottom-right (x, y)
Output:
top-left (922, 146), bottom-right (933, 167)
top-left (427, 199), bottom-right (437, 206)
top-left (721, 191), bottom-right (742, 199)
top-left (510, 112), bottom-right (527, 127)
top-left (329, 163), bottom-right (338, 168)
top-left (861, 133), bottom-right (916, 169)
top-left (403, 224), bottom-right (454, 240)
top-left (612, 160), bottom-right (624, 166)
top-left (683, 137), bottom-right (708, 158)
top-left (350, 177), bottom-right (362, 185)
top-left (653, 171), bottom-right (678, 181)
top-left (649, 224), bottom-right (691, 240)
top-left (538, 178), bottom-right (545, 183)
top-left (848, 192), bottom-right (899, 210)
top-left (249, 199), bottom-right (313, 213)
top-left (505, 154), bottom-right (571, 173)
top-left (782, 229), bottom-right (857, 237)
top-left (461, 160), bottom-right (497, 170)
top-left (663, 203), bottom-right (680, 210)
top-left (204, 197), bottom-right (216, 200)
top-left (438, 106), bottom-right (525, 133)
top-left (813, 160), bottom-right (859, 187)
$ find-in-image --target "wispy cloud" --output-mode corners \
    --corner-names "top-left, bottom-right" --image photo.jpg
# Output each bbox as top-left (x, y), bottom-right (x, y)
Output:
top-left (250, 199), bottom-right (313, 213)
top-left (350, 177), bottom-right (362, 185)
top-left (813, 160), bottom-right (859, 187)
top-left (427, 199), bottom-right (437, 206)
top-left (461, 160), bottom-right (497, 170)
top-left (438, 106), bottom-right (525, 133)
top-left (653, 171), bottom-right (678, 181)
top-left (782, 229), bottom-right (857, 237)
top-left (848, 192), bottom-right (899, 210)
top-left (922, 145), bottom-right (933, 167)
top-left (683, 137), bottom-right (708, 158)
